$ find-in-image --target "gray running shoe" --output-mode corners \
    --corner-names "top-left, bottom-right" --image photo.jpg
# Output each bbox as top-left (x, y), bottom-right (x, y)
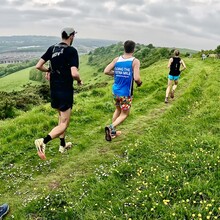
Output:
top-left (35, 138), bottom-right (46, 160)
top-left (59, 142), bottom-right (72, 153)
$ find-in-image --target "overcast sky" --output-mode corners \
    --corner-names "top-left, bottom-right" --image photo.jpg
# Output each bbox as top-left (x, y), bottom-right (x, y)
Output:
top-left (1, 0), bottom-right (219, 50)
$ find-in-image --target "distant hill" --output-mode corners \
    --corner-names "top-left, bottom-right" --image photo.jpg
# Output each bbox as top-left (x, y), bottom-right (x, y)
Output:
top-left (0, 35), bottom-right (118, 63)
top-left (0, 36), bottom-right (118, 54)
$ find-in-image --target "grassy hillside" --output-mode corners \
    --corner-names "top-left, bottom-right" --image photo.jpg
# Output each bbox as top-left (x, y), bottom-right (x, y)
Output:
top-left (0, 67), bottom-right (40, 92)
top-left (0, 57), bottom-right (219, 219)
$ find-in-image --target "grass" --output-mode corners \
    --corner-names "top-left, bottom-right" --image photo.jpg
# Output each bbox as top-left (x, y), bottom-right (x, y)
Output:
top-left (0, 58), bottom-right (219, 219)
top-left (0, 67), bottom-right (40, 92)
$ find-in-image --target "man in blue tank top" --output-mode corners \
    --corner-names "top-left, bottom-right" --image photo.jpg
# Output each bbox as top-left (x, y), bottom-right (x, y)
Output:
top-left (104, 40), bottom-right (142, 141)
top-left (165, 49), bottom-right (186, 103)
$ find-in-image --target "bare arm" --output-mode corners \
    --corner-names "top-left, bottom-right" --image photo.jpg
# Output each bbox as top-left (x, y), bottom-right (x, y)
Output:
top-left (167, 58), bottom-right (173, 68)
top-left (104, 57), bottom-right (118, 76)
top-left (36, 58), bottom-right (50, 72)
top-left (180, 59), bottom-right (186, 72)
top-left (71, 66), bottom-right (83, 85)
top-left (133, 59), bottom-right (142, 86)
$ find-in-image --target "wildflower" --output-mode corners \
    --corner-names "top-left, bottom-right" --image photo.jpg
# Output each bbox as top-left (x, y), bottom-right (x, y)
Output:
top-left (163, 199), bottom-right (170, 205)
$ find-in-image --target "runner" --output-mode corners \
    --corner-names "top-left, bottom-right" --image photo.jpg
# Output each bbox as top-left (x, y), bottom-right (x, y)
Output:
top-left (165, 49), bottom-right (186, 103)
top-left (35, 27), bottom-right (83, 159)
top-left (104, 40), bottom-right (142, 141)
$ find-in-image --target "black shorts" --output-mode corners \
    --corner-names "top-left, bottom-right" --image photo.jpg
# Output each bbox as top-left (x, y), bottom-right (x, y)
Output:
top-left (50, 90), bottom-right (73, 112)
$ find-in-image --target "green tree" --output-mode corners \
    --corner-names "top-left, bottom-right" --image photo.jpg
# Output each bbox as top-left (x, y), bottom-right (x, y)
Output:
top-left (215, 45), bottom-right (220, 54)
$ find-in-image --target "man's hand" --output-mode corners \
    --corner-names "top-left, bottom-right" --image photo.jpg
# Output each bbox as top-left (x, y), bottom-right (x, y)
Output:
top-left (136, 81), bottom-right (142, 87)
top-left (77, 80), bottom-right (83, 86)
top-left (45, 72), bottom-right (50, 81)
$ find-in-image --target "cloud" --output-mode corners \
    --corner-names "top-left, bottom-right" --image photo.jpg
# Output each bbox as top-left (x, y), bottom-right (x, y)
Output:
top-left (0, 0), bottom-right (219, 50)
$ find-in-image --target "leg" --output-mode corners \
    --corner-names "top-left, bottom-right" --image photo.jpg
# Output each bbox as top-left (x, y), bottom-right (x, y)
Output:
top-left (172, 80), bottom-right (178, 92)
top-left (58, 111), bottom-right (66, 139)
top-left (112, 109), bottom-right (130, 128)
top-left (112, 106), bottom-right (121, 123)
top-left (165, 79), bottom-right (173, 98)
top-left (170, 80), bottom-right (178, 99)
top-left (49, 108), bottom-right (72, 139)
top-left (105, 109), bottom-right (130, 141)
top-left (105, 95), bottom-right (131, 141)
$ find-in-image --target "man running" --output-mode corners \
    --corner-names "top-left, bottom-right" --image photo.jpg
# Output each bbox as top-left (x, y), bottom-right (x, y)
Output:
top-left (104, 40), bottom-right (142, 141)
top-left (165, 49), bottom-right (186, 103)
top-left (35, 27), bottom-right (83, 159)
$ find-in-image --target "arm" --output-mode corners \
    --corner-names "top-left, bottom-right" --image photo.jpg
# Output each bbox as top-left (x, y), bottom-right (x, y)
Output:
top-left (133, 59), bottom-right (142, 87)
top-left (167, 58), bottom-right (173, 68)
top-left (180, 59), bottom-right (186, 72)
top-left (104, 57), bottom-right (118, 76)
top-left (71, 66), bottom-right (83, 85)
top-left (36, 58), bottom-right (50, 72)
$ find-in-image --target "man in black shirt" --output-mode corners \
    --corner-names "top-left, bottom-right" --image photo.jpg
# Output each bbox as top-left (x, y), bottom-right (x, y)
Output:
top-left (35, 27), bottom-right (83, 159)
top-left (165, 50), bottom-right (186, 103)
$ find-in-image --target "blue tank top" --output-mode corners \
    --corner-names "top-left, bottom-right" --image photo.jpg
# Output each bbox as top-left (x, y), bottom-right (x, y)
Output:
top-left (112, 56), bottom-right (135, 97)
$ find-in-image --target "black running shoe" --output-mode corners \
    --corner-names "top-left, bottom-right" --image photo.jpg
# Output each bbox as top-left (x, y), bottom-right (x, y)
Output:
top-left (105, 126), bottom-right (112, 141)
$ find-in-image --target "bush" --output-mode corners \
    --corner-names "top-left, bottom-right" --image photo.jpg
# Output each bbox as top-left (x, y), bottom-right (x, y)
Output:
top-left (29, 68), bottom-right (46, 83)
top-left (0, 84), bottom-right (50, 119)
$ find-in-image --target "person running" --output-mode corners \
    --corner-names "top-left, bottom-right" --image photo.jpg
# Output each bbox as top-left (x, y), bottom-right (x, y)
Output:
top-left (35, 27), bottom-right (83, 159)
top-left (0, 203), bottom-right (9, 219)
top-left (165, 49), bottom-right (186, 103)
top-left (104, 40), bottom-right (142, 141)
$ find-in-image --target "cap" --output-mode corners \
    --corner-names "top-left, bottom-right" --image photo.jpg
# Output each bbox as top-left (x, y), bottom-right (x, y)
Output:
top-left (61, 27), bottom-right (76, 37)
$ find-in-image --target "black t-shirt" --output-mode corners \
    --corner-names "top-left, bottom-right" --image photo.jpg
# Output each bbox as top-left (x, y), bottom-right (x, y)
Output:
top-left (169, 57), bottom-right (181, 76)
top-left (41, 42), bottom-right (79, 91)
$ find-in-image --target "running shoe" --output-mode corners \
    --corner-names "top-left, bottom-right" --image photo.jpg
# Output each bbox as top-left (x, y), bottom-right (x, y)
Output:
top-left (35, 138), bottom-right (46, 160)
top-left (0, 203), bottom-right (9, 219)
top-left (170, 90), bottom-right (174, 98)
top-left (59, 142), bottom-right (72, 153)
top-left (105, 126), bottom-right (112, 141)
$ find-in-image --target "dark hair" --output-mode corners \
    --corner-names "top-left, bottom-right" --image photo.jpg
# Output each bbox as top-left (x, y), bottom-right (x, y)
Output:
top-left (124, 40), bottom-right (136, 53)
top-left (61, 31), bottom-right (75, 40)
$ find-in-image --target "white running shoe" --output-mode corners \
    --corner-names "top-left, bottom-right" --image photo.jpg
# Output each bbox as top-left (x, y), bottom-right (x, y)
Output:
top-left (35, 138), bottom-right (46, 160)
top-left (59, 142), bottom-right (72, 153)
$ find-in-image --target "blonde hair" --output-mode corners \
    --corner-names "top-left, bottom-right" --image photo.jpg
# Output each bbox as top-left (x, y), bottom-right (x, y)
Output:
top-left (174, 50), bottom-right (180, 56)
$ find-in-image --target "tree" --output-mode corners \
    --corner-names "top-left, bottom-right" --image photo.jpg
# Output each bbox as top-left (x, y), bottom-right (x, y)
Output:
top-left (215, 45), bottom-right (220, 55)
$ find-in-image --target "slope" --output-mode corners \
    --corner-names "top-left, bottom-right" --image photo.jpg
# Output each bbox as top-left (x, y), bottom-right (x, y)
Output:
top-left (0, 58), bottom-right (219, 219)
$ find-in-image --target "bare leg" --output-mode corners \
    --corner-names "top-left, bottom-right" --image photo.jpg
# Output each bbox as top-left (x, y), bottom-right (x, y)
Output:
top-left (112, 109), bottom-right (130, 128)
top-left (112, 106), bottom-right (121, 123)
top-left (172, 80), bottom-right (178, 92)
top-left (49, 108), bottom-right (71, 139)
top-left (165, 79), bottom-right (173, 98)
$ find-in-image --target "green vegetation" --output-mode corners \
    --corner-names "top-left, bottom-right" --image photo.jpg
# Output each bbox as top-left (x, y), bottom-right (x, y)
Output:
top-left (88, 42), bottom-right (171, 72)
top-left (0, 45), bottom-right (219, 219)
top-left (0, 84), bottom-right (50, 119)
top-left (0, 60), bottom-right (37, 78)
top-left (29, 68), bottom-right (47, 83)
top-left (0, 67), bottom-right (40, 92)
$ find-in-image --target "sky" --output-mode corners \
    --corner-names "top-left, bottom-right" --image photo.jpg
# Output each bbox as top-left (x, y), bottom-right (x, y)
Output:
top-left (0, 0), bottom-right (220, 50)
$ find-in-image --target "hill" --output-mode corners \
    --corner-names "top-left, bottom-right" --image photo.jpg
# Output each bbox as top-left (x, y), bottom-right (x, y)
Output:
top-left (0, 54), bottom-right (219, 220)
top-left (0, 36), bottom-right (118, 63)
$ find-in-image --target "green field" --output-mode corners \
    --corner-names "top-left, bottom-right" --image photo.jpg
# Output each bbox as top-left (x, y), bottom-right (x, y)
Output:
top-left (0, 57), bottom-right (219, 219)
top-left (0, 67), bottom-right (41, 92)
